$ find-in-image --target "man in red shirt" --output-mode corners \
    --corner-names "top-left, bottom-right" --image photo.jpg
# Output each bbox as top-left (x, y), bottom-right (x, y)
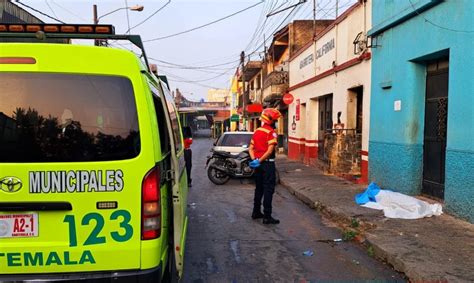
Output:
top-left (249, 108), bottom-right (281, 224)
top-left (183, 126), bottom-right (193, 187)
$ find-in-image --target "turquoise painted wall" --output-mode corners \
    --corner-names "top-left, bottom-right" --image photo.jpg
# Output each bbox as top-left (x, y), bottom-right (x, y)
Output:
top-left (368, 0), bottom-right (474, 222)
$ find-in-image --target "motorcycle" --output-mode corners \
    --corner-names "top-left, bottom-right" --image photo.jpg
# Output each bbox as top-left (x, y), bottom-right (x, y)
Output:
top-left (206, 149), bottom-right (254, 185)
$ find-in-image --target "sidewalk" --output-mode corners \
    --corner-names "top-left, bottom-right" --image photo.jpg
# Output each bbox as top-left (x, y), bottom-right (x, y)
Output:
top-left (276, 156), bottom-right (474, 282)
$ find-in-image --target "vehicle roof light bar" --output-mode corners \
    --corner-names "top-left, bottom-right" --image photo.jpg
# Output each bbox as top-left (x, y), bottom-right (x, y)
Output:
top-left (0, 23), bottom-right (114, 34)
top-left (0, 23), bottom-right (151, 72)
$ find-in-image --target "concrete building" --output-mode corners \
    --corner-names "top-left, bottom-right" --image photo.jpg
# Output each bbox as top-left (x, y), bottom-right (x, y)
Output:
top-left (0, 0), bottom-right (42, 23)
top-left (263, 20), bottom-right (333, 153)
top-left (0, 0), bottom-right (66, 43)
top-left (207, 88), bottom-right (231, 104)
top-left (287, 1), bottom-right (371, 183)
top-left (368, 0), bottom-right (474, 222)
top-left (237, 60), bottom-right (263, 132)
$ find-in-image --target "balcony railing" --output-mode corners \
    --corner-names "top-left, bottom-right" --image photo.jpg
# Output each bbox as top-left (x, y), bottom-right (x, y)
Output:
top-left (249, 89), bottom-right (262, 103)
top-left (263, 71), bottom-right (289, 89)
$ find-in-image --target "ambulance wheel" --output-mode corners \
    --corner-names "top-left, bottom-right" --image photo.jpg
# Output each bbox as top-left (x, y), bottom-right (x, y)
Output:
top-left (207, 167), bottom-right (230, 185)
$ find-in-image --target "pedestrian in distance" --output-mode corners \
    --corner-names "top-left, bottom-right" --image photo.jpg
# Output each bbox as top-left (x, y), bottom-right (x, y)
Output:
top-left (248, 108), bottom-right (282, 224)
top-left (182, 126), bottom-right (193, 187)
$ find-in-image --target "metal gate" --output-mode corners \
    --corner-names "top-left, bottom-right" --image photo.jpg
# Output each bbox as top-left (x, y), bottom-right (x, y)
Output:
top-left (422, 59), bottom-right (449, 199)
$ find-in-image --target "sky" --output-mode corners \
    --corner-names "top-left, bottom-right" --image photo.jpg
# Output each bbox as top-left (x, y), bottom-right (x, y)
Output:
top-left (17, 0), bottom-right (356, 101)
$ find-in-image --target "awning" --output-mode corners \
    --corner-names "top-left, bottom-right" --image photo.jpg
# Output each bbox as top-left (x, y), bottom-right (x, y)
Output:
top-left (237, 103), bottom-right (263, 114)
top-left (263, 93), bottom-right (283, 108)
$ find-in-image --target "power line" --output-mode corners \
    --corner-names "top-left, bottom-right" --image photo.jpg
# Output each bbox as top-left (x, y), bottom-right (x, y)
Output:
top-left (125, 0), bottom-right (131, 35)
top-left (247, 3), bottom-right (301, 57)
top-left (50, 0), bottom-right (87, 22)
top-left (126, 0), bottom-right (171, 34)
top-left (144, 1), bottom-right (264, 42)
top-left (149, 57), bottom-right (241, 70)
top-left (407, 0), bottom-right (473, 33)
top-left (243, 0), bottom-right (270, 52)
top-left (44, 0), bottom-right (59, 19)
top-left (15, 0), bottom-right (66, 23)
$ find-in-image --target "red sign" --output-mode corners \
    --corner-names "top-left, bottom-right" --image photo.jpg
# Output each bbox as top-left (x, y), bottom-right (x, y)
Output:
top-left (282, 93), bottom-right (294, 105)
top-left (295, 99), bottom-right (300, 121)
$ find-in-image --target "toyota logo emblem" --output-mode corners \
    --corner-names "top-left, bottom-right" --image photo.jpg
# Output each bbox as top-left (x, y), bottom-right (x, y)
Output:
top-left (0, 177), bottom-right (23, 193)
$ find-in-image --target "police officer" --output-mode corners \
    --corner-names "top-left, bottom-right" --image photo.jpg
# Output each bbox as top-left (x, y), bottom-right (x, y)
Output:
top-left (249, 108), bottom-right (282, 224)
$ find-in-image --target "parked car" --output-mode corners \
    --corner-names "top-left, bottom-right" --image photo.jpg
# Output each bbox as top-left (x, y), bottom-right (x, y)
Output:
top-left (212, 131), bottom-right (254, 154)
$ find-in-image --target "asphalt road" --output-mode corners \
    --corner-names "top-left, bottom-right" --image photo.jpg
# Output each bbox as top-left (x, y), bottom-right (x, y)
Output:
top-left (182, 132), bottom-right (405, 282)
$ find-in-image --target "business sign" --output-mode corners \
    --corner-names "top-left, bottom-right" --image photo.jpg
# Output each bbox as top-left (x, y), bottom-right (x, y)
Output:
top-left (299, 54), bottom-right (314, 69)
top-left (295, 99), bottom-right (300, 121)
top-left (282, 93), bottom-right (294, 105)
top-left (316, 38), bottom-right (335, 59)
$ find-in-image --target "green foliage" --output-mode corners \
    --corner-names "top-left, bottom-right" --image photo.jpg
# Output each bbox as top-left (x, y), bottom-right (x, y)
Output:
top-left (350, 218), bottom-right (360, 228)
top-left (342, 230), bottom-right (357, 241)
top-left (367, 245), bottom-right (375, 257)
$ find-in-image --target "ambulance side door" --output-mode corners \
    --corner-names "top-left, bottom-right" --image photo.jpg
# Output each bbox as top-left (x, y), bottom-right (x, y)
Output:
top-left (157, 81), bottom-right (188, 278)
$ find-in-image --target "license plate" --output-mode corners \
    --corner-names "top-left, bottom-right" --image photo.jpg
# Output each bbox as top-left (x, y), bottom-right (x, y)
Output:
top-left (0, 213), bottom-right (38, 238)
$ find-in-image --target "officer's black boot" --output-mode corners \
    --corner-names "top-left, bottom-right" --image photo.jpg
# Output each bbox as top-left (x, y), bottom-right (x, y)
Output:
top-left (251, 211), bottom-right (264, 219)
top-left (262, 216), bottom-right (280, 224)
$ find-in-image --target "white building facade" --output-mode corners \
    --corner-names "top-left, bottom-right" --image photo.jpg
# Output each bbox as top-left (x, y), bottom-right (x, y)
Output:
top-left (287, 1), bottom-right (372, 183)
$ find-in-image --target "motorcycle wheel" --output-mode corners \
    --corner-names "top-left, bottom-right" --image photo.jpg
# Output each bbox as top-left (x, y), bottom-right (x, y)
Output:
top-left (207, 166), bottom-right (231, 185)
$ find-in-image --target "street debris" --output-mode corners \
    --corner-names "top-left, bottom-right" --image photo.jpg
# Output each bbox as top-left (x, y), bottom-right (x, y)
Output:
top-left (302, 250), bottom-right (314, 256)
top-left (316, 238), bottom-right (343, 243)
top-left (355, 182), bottom-right (443, 219)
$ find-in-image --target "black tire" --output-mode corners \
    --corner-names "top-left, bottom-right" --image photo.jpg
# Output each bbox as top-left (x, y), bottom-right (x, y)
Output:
top-left (207, 165), bottom-right (230, 185)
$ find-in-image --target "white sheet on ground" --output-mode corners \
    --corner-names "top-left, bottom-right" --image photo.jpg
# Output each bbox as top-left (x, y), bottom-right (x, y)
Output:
top-left (361, 190), bottom-right (443, 219)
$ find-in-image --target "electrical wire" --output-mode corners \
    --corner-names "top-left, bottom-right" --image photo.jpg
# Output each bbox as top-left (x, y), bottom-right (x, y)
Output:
top-left (125, 0), bottom-right (131, 35)
top-left (126, 0), bottom-right (171, 34)
top-left (50, 0), bottom-right (87, 22)
top-left (407, 0), bottom-right (473, 33)
top-left (242, 0), bottom-right (271, 52)
top-left (149, 57), bottom-right (241, 70)
top-left (44, 0), bottom-right (59, 19)
top-left (15, 0), bottom-right (66, 23)
top-left (144, 1), bottom-right (264, 42)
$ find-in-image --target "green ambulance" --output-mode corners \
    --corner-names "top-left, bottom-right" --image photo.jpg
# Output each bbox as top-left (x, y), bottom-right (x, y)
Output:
top-left (0, 23), bottom-right (189, 282)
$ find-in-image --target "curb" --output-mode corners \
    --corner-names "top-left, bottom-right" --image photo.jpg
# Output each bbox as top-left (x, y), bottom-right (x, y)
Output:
top-left (279, 178), bottom-right (410, 278)
top-left (280, 179), bottom-right (371, 230)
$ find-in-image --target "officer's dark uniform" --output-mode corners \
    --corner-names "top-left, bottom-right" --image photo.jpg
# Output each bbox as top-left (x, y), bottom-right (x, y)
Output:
top-left (251, 124), bottom-right (278, 220)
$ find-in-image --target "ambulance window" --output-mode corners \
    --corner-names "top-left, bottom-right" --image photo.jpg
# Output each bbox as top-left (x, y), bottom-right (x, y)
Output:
top-left (152, 95), bottom-right (171, 155)
top-left (162, 86), bottom-right (183, 153)
top-left (0, 72), bottom-right (140, 162)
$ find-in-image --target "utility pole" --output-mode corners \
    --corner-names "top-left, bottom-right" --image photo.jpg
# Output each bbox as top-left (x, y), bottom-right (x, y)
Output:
top-left (240, 51), bottom-right (246, 130)
top-left (313, 0), bottom-right (316, 39)
top-left (93, 4), bottom-right (99, 46)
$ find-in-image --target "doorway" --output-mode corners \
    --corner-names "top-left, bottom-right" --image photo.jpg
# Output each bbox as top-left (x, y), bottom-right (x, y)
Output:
top-left (318, 94), bottom-right (333, 160)
top-left (347, 86), bottom-right (363, 134)
top-left (422, 58), bottom-right (449, 199)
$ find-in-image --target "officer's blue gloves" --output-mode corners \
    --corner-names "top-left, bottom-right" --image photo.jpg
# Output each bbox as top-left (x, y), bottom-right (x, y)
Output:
top-left (249, 158), bottom-right (261, 168)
